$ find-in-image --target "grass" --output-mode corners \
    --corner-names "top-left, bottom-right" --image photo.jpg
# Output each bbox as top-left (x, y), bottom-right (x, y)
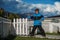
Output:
top-left (46, 33), bottom-right (60, 35)
top-left (1, 34), bottom-right (60, 40)
top-left (37, 32), bottom-right (60, 35)
top-left (1, 35), bottom-right (60, 40)
top-left (14, 36), bottom-right (59, 40)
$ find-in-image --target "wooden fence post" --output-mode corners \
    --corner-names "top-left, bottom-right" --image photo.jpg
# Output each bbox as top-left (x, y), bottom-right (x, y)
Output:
top-left (23, 18), bottom-right (24, 35)
top-left (17, 18), bottom-right (18, 35)
top-left (13, 18), bottom-right (15, 29)
top-left (19, 18), bottom-right (21, 35)
top-left (26, 18), bottom-right (28, 35)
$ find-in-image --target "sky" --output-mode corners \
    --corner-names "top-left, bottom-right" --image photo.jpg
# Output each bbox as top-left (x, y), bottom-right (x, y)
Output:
top-left (22, 0), bottom-right (55, 4)
top-left (0, 0), bottom-right (60, 17)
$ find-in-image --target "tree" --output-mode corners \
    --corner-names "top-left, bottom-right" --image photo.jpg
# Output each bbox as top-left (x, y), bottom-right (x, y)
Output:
top-left (14, 14), bottom-right (20, 18)
top-left (0, 8), bottom-right (4, 17)
top-left (7, 14), bottom-right (15, 20)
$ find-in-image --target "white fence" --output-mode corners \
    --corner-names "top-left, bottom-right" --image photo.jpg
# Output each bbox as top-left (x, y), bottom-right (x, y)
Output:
top-left (0, 18), bottom-right (60, 37)
top-left (12, 18), bottom-right (38, 35)
top-left (12, 18), bottom-right (29, 35)
top-left (12, 18), bottom-right (60, 36)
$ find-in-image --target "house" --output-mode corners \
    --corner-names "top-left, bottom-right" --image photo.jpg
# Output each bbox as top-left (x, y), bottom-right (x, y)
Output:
top-left (0, 17), bottom-right (11, 37)
top-left (42, 15), bottom-right (60, 33)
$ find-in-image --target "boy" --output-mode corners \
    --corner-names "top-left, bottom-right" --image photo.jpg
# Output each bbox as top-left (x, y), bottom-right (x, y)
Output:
top-left (28, 8), bottom-right (46, 37)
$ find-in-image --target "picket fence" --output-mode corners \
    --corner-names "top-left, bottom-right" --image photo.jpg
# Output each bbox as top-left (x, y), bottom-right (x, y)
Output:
top-left (0, 17), bottom-right (60, 37)
top-left (12, 18), bottom-right (53, 36)
top-left (13, 18), bottom-right (30, 35)
top-left (12, 18), bottom-right (60, 36)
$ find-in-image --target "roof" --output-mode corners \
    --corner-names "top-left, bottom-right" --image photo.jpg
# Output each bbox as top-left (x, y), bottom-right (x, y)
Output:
top-left (47, 15), bottom-right (60, 18)
top-left (0, 17), bottom-right (11, 22)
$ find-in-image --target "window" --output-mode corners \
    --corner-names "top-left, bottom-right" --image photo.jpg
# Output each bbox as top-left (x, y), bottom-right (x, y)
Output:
top-left (51, 18), bottom-right (59, 23)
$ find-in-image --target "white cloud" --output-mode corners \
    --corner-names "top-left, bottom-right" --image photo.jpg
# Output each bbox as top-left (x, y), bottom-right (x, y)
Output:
top-left (29, 2), bottom-right (60, 12)
top-left (29, 4), bottom-right (55, 13)
top-left (19, 1), bottom-right (60, 16)
top-left (3, 0), bottom-right (22, 2)
top-left (16, 0), bottom-right (22, 2)
top-left (55, 2), bottom-right (60, 11)
top-left (26, 2), bottom-right (60, 16)
top-left (3, 0), bottom-right (14, 2)
top-left (43, 5), bottom-right (56, 13)
top-left (29, 4), bottom-right (45, 9)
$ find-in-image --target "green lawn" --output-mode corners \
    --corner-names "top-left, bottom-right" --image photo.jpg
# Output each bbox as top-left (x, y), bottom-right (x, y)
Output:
top-left (46, 33), bottom-right (60, 35)
top-left (14, 36), bottom-right (59, 40)
top-left (1, 35), bottom-right (60, 40)
top-left (1, 36), bottom-right (60, 40)
top-left (37, 32), bottom-right (60, 35)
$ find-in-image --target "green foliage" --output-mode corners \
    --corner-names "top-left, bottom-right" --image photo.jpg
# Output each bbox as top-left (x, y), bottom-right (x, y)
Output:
top-left (13, 14), bottom-right (20, 18)
top-left (0, 8), bottom-right (20, 21)
top-left (7, 13), bottom-right (20, 21)
top-left (7, 14), bottom-right (15, 20)
top-left (0, 8), bottom-right (4, 17)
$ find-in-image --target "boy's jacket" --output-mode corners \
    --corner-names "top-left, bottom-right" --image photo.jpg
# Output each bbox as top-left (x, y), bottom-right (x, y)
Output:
top-left (28, 13), bottom-right (44, 26)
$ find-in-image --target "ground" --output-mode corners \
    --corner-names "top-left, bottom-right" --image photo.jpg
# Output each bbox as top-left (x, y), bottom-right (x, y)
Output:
top-left (0, 33), bottom-right (60, 40)
top-left (14, 36), bottom-right (60, 40)
top-left (1, 35), bottom-right (60, 40)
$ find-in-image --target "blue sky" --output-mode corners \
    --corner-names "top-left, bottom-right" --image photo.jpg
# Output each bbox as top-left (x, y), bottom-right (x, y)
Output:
top-left (0, 0), bottom-right (60, 17)
top-left (22, 0), bottom-right (60, 4)
top-left (22, 0), bottom-right (55, 4)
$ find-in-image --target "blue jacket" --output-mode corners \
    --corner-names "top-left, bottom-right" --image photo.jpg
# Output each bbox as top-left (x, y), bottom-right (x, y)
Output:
top-left (28, 13), bottom-right (44, 26)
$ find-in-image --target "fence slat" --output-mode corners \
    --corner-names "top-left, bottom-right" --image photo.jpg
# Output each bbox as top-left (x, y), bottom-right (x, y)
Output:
top-left (23, 18), bottom-right (24, 35)
top-left (12, 18), bottom-right (15, 35)
top-left (17, 18), bottom-right (18, 35)
top-left (26, 18), bottom-right (28, 35)
top-left (19, 18), bottom-right (21, 35)
top-left (13, 19), bottom-right (15, 29)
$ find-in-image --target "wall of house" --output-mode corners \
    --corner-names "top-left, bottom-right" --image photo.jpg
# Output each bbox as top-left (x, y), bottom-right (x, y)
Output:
top-left (42, 17), bottom-right (60, 33)
top-left (0, 17), bottom-right (11, 37)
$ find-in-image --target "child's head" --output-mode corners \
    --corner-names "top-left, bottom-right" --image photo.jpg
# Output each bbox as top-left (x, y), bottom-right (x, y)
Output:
top-left (35, 8), bottom-right (39, 14)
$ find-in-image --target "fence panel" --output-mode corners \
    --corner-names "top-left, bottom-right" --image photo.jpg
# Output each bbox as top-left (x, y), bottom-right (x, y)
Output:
top-left (12, 18), bottom-right (60, 36)
top-left (13, 18), bottom-right (28, 35)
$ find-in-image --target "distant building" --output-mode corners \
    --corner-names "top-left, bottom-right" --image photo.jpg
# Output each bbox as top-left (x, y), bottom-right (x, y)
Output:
top-left (44, 15), bottom-right (60, 23)
top-left (42, 15), bottom-right (60, 33)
